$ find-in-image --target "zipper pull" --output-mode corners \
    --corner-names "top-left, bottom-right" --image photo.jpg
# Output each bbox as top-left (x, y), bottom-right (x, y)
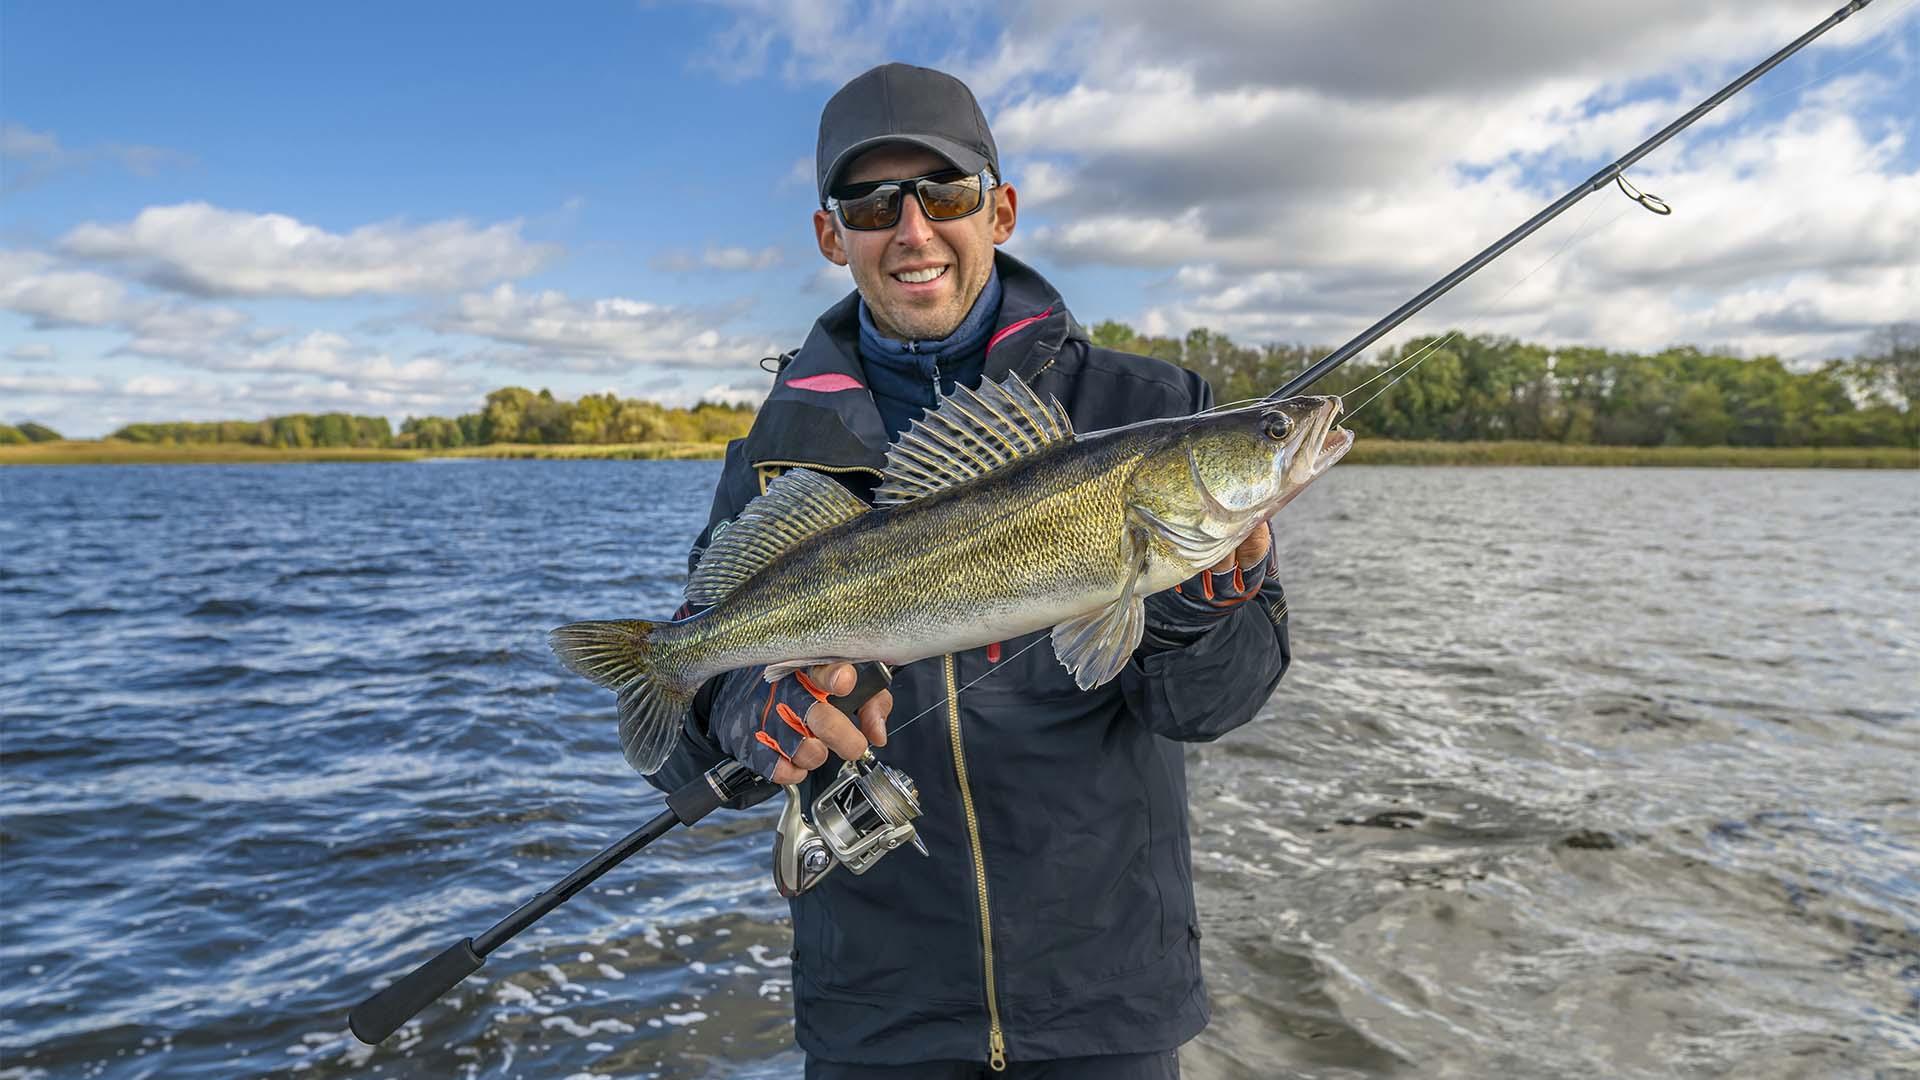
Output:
top-left (989, 1028), bottom-right (1007, 1072)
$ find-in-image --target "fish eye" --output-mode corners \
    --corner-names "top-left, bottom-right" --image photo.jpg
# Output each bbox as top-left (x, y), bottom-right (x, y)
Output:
top-left (1262, 414), bottom-right (1293, 442)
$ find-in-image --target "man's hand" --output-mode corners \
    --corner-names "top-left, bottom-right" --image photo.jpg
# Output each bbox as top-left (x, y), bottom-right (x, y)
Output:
top-left (764, 662), bottom-right (892, 785)
top-left (1208, 519), bottom-right (1272, 575)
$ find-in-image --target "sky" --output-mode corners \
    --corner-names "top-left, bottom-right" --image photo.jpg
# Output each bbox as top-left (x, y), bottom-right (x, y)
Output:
top-left (3, 0), bottom-right (1916, 438)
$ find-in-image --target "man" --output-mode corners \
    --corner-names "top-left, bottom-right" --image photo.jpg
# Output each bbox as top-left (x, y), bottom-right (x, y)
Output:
top-left (646, 63), bottom-right (1292, 1079)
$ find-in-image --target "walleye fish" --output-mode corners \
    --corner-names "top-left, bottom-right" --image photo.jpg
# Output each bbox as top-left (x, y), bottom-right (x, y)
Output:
top-left (552, 375), bottom-right (1352, 774)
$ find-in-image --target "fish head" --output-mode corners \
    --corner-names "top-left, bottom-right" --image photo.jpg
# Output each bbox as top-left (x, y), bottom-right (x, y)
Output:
top-left (1128, 395), bottom-right (1352, 568)
top-left (1181, 395), bottom-right (1352, 515)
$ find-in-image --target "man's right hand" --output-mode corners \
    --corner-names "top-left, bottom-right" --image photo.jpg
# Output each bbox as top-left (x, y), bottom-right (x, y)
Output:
top-left (713, 662), bottom-right (892, 785)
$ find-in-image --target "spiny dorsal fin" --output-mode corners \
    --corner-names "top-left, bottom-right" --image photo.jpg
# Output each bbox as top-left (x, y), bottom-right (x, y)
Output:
top-left (685, 468), bottom-right (866, 605)
top-left (874, 375), bottom-right (1073, 506)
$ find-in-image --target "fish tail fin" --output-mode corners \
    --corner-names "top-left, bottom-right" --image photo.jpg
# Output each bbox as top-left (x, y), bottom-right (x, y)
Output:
top-left (549, 619), bottom-right (692, 775)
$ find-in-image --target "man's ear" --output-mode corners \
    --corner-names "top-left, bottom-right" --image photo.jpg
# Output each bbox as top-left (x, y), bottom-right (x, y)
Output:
top-left (814, 209), bottom-right (849, 266)
top-left (990, 183), bottom-right (1018, 245)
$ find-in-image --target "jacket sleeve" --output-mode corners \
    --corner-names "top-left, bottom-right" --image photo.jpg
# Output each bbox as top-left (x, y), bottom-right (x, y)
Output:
top-left (1118, 369), bottom-right (1293, 741)
top-left (1120, 580), bottom-right (1291, 742)
top-left (640, 440), bottom-right (778, 808)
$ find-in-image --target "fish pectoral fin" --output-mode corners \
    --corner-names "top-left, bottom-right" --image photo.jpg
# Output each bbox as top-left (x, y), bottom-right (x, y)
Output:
top-left (1051, 529), bottom-right (1149, 691)
top-left (1129, 501), bottom-right (1232, 567)
top-left (1051, 593), bottom-right (1147, 691)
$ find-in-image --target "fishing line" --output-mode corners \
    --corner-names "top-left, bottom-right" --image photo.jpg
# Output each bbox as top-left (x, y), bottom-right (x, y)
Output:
top-left (1745, 0), bottom-right (1915, 110)
top-left (881, 635), bottom-right (1054, 741)
top-left (1341, 194), bottom-right (1635, 425)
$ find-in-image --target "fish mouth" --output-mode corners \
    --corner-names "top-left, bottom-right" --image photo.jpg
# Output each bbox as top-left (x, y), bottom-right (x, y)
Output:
top-left (1301, 396), bottom-right (1353, 481)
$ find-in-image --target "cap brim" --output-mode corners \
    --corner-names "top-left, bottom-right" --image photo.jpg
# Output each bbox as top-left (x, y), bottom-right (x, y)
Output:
top-left (820, 134), bottom-right (991, 203)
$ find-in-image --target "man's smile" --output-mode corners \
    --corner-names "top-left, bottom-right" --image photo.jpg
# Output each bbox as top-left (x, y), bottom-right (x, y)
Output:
top-left (890, 265), bottom-right (948, 286)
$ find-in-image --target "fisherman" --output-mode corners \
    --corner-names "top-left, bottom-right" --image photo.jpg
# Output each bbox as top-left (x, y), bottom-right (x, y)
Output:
top-left (646, 63), bottom-right (1292, 1079)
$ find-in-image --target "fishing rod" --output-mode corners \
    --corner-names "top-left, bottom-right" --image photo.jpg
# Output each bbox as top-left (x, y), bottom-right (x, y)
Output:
top-left (1270, 0), bottom-right (1879, 401)
top-left (348, 666), bottom-right (905, 1045)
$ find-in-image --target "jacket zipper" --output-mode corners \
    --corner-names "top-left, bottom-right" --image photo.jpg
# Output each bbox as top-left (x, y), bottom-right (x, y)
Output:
top-left (945, 653), bottom-right (1008, 1071)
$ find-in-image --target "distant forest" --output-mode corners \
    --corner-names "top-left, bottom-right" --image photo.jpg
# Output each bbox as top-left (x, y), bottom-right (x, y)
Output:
top-left (1093, 322), bottom-right (1917, 448)
top-left (0, 422), bottom-right (63, 444)
top-left (94, 388), bottom-right (757, 450)
top-left (11, 324), bottom-right (1915, 450)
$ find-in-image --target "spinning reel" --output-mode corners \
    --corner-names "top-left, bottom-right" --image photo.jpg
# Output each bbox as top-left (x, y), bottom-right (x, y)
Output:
top-left (773, 750), bottom-right (928, 896)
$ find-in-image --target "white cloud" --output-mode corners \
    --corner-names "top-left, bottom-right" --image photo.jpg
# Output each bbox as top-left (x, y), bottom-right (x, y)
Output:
top-left (802, 263), bottom-right (855, 295)
top-left (433, 284), bottom-right (779, 370)
top-left (700, 0), bottom-right (1917, 363)
top-left (653, 245), bottom-right (786, 272)
top-left (7, 342), bottom-right (56, 362)
top-left (700, 378), bottom-right (775, 407)
top-left (1, 122), bottom-right (191, 191)
top-left (1, 331), bottom-right (496, 437)
top-left (0, 248), bottom-right (270, 361)
top-left (0, 372), bottom-right (107, 396)
top-left (0, 250), bottom-right (137, 327)
top-left (59, 203), bottom-right (557, 299)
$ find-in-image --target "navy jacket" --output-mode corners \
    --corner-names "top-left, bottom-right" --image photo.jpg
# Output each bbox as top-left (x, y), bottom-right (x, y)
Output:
top-left (646, 253), bottom-right (1292, 1066)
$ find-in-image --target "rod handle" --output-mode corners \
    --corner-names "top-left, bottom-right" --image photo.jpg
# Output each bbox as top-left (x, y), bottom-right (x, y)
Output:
top-left (349, 938), bottom-right (485, 1045)
top-left (830, 661), bottom-right (892, 717)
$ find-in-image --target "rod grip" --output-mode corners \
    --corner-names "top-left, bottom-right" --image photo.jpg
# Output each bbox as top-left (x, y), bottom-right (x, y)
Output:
top-left (830, 661), bottom-right (891, 716)
top-left (349, 938), bottom-right (485, 1045)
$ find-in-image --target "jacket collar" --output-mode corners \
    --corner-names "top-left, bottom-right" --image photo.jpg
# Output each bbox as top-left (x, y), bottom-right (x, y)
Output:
top-left (742, 252), bottom-right (1084, 475)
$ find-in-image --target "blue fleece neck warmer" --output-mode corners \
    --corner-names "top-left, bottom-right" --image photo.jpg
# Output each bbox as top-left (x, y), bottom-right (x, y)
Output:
top-left (858, 268), bottom-right (1002, 440)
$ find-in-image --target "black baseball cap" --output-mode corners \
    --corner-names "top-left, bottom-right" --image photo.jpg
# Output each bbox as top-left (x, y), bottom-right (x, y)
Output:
top-left (816, 63), bottom-right (1000, 207)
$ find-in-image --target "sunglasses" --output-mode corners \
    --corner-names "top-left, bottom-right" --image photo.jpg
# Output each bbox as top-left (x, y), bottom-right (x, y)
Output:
top-left (826, 169), bottom-right (995, 231)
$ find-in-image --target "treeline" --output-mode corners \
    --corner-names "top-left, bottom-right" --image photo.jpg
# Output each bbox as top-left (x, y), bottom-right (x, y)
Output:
top-left (113, 413), bottom-right (395, 448)
top-left (0, 422), bottom-right (62, 444)
top-left (395, 387), bottom-right (754, 449)
top-left (1090, 323), bottom-right (1917, 448)
top-left (93, 388), bottom-right (758, 450)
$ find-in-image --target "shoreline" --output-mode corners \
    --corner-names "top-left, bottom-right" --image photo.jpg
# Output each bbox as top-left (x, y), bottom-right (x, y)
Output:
top-left (2, 439), bottom-right (1914, 468)
top-left (0, 441), bottom-right (731, 466)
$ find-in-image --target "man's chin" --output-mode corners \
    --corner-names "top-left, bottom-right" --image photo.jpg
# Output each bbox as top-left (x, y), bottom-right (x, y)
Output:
top-left (872, 301), bottom-right (963, 342)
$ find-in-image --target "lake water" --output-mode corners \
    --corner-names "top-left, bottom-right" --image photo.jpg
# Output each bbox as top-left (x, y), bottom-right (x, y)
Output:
top-left (1, 461), bottom-right (1916, 1079)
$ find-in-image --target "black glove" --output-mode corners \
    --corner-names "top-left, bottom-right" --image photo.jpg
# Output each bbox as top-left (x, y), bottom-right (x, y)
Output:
top-left (707, 666), bottom-right (839, 782)
top-left (1142, 547), bottom-right (1274, 650)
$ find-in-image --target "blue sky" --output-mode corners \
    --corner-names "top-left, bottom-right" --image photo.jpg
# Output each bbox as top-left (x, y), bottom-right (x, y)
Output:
top-left (4, 1), bottom-right (1916, 436)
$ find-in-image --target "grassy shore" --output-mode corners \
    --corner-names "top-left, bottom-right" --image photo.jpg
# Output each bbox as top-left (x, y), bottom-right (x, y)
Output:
top-left (4, 438), bottom-right (1913, 468)
top-left (1342, 440), bottom-right (1916, 468)
top-left (0, 440), bottom-right (732, 465)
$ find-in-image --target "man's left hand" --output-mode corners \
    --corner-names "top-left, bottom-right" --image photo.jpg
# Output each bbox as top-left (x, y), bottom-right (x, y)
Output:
top-left (1208, 519), bottom-right (1272, 575)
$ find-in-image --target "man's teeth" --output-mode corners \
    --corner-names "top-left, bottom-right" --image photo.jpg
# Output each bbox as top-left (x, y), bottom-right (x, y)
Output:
top-left (893, 266), bottom-right (947, 284)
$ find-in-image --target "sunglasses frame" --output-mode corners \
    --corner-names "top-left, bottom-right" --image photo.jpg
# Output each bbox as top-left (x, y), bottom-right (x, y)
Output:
top-left (825, 169), bottom-right (998, 232)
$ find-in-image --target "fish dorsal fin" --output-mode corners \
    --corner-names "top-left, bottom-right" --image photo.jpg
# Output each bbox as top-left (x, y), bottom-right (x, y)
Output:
top-left (685, 468), bottom-right (866, 606)
top-left (873, 375), bottom-right (1073, 506)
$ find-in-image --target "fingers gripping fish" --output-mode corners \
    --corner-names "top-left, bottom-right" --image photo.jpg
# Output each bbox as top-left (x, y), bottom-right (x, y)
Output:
top-left (550, 375), bottom-right (1352, 774)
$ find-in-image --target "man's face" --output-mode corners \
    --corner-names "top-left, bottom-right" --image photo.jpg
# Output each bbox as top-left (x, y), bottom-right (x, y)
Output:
top-left (813, 145), bottom-right (1018, 342)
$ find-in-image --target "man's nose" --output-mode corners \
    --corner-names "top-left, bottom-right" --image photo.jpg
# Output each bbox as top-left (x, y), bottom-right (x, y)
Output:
top-left (891, 192), bottom-right (936, 246)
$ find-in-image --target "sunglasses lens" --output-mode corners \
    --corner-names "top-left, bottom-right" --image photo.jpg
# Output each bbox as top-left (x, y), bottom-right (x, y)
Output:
top-left (919, 176), bottom-right (983, 220)
top-left (836, 185), bottom-right (903, 230)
